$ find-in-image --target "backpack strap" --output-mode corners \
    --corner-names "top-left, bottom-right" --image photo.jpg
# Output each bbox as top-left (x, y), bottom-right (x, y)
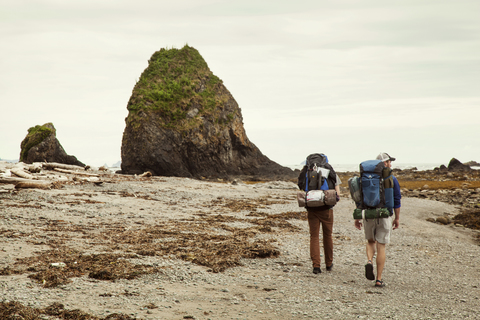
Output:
top-left (305, 171), bottom-right (309, 192)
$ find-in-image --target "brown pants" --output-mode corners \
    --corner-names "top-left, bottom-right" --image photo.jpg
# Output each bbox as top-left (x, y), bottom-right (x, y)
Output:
top-left (307, 208), bottom-right (333, 268)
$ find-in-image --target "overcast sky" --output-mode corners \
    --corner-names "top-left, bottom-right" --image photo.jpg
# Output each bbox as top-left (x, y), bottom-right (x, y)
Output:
top-left (1, 0), bottom-right (479, 168)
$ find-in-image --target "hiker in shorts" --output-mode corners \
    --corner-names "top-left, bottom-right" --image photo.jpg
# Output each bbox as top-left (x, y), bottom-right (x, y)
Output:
top-left (298, 153), bottom-right (341, 274)
top-left (354, 152), bottom-right (401, 287)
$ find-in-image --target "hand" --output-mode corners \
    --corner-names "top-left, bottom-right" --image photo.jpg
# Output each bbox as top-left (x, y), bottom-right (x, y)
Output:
top-left (336, 194), bottom-right (340, 202)
top-left (392, 218), bottom-right (400, 230)
top-left (354, 219), bottom-right (362, 230)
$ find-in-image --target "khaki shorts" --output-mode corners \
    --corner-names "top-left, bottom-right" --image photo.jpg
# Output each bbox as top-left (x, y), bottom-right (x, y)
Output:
top-left (363, 216), bottom-right (392, 244)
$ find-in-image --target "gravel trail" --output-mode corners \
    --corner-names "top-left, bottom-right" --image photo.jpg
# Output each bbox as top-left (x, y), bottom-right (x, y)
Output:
top-left (1, 176), bottom-right (479, 319)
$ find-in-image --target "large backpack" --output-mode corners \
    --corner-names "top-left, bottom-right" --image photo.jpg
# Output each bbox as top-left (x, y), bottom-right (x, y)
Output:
top-left (360, 160), bottom-right (386, 209)
top-left (297, 153), bottom-right (337, 208)
top-left (349, 159), bottom-right (394, 218)
top-left (298, 153), bottom-right (336, 191)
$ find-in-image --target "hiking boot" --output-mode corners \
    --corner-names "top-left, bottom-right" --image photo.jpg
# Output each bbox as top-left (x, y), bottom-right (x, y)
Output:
top-left (313, 267), bottom-right (321, 274)
top-left (326, 264), bottom-right (333, 271)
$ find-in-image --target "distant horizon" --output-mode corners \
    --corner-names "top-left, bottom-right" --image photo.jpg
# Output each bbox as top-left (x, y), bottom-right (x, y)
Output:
top-left (3, 158), bottom-right (479, 172)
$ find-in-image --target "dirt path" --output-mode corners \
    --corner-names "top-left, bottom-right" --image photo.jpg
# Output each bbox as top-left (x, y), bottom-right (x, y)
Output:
top-left (1, 177), bottom-right (479, 319)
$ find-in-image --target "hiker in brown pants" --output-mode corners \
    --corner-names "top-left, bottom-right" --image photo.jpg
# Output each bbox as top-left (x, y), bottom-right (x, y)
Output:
top-left (307, 207), bottom-right (334, 273)
top-left (297, 153), bottom-right (342, 274)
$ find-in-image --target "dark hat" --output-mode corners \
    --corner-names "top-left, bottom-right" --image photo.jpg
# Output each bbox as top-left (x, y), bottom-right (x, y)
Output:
top-left (376, 152), bottom-right (396, 162)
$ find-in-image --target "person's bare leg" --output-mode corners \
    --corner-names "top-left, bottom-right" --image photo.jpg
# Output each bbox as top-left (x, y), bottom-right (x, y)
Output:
top-left (365, 239), bottom-right (376, 280)
top-left (376, 242), bottom-right (386, 281)
top-left (366, 239), bottom-right (376, 263)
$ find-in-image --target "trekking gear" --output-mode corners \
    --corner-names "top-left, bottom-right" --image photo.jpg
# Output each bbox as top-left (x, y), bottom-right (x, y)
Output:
top-left (349, 159), bottom-right (395, 219)
top-left (326, 264), bottom-right (333, 271)
top-left (297, 153), bottom-right (338, 208)
top-left (353, 208), bottom-right (391, 219)
top-left (383, 168), bottom-right (394, 209)
top-left (297, 153), bottom-right (336, 191)
top-left (365, 262), bottom-right (375, 280)
top-left (313, 267), bottom-right (321, 274)
top-left (297, 189), bottom-right (337, 207)
top-left (348, 176), bottom-right (362, 205)
top-left (360, 160), bottom-right (385, 208)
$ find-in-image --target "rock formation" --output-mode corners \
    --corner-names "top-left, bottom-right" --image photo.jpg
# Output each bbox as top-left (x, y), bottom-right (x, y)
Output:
top-left (447, 158), bottom-right (471, 172)
top-left (464, 160), bottom-right (480, 167)
top-left (437, 164), bottom-right (448, 172)
top-left (120, 45), bottom-right (295, 180)
top-left (20, 123), bottom-right (85, 167)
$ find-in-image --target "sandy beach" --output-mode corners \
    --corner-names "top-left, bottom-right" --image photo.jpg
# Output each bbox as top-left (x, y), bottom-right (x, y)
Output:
top-left (1, 168), bottom-right (480, 319)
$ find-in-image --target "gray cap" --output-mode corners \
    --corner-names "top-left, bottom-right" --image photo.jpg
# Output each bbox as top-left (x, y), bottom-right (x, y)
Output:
top-left (376, 152), bottom-right (396, 162)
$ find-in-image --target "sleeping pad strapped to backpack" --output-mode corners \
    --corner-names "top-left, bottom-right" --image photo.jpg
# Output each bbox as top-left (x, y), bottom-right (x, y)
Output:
top-left (349, 159), bottom-right (394, 219)
top-left (297, 153), bottom-right (338, 208)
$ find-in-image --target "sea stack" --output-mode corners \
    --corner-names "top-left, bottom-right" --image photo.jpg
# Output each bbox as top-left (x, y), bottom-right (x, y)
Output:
top-left (120, 45), bottom-right (294, 180)
top-left (19, 122), bottom-right (85, 166)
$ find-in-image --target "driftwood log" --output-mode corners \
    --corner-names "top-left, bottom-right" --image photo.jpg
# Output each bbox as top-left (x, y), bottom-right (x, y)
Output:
top-left (14, 181), bottom-right (52, 189)
top-left (42, 162), bottom-right (85, 171)
top-left (11, 168), bottom-right (35, 180)
top-left (0, 177), bottom-right (32, 184)
top-left (53, 168), bottom-right (99, 177)
top-left (0, 177), bottom-right (52, 189)
top-left (139, 171), bottom-right (153, 178)
top-left (0, 177), bottom-right (51, 189)
top-left (0, 162), bottom-right (104, 190)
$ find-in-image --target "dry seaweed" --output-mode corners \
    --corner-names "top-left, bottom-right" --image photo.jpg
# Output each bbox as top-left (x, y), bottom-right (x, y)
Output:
top-left (0, 301), bottom-right (136, 320)
top-left (453, 209), bottom-right (480, 230)
top-left (206, 197), bottom-right (287, 212)
top-left (1, 188), bottom-right (304, 287)
top-left (0, 206), bottom-right (300, 285)
top-left (1, 247), bottom-right (163, 287)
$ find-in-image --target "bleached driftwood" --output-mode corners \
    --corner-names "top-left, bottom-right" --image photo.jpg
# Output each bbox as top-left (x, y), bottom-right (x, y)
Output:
top-left (0, 177), bottom-right (32, 184)
top-left (53, 168), bottom-right (99, 177)
top-left (73, 176), bottom-right (100, 182)
top-left (0, 177), bottom-right (51, 189)
top-left (11, 168), bottom-right (36, 180)
top-left (139, 171), bottom-right (152, 178)
top-left (42, 162), bottom-right (85, 171)
top-left (14, 181), bottom-right (52, 189)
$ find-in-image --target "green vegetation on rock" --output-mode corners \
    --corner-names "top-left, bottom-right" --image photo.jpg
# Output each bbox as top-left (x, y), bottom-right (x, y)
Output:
top-left (20, 123), bottom-right (55, 161)
top-left (126, 45), bottom-right (231, 130)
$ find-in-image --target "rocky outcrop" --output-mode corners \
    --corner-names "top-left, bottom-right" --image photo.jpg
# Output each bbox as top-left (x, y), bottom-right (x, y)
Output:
top-left (465, 160), bottom-right (480, 167)
top-left (121, 45), bottom-right (295, 180)
top-left (447, 158), bottom-right (471, 172)
top-left (437, 164), bottom-right (448, 172)
top-left (20, 123), bottom-right (85, 167)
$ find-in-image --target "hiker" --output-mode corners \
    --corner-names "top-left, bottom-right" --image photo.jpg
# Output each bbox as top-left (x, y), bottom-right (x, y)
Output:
top-left (354, 152), bottom-right (401, 287)
top-left (297, 153), bottom-right (341, 274)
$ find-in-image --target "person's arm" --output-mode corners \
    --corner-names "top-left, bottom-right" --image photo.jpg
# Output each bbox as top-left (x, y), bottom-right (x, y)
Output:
top-left (335, 174), bottom-right (341, 200)
top-left (392, 177), bottom-right (401, 229)
top-left (354, 219), bottom-right (362, 230)
top-left (392, 207), bottom-right (400, 229)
